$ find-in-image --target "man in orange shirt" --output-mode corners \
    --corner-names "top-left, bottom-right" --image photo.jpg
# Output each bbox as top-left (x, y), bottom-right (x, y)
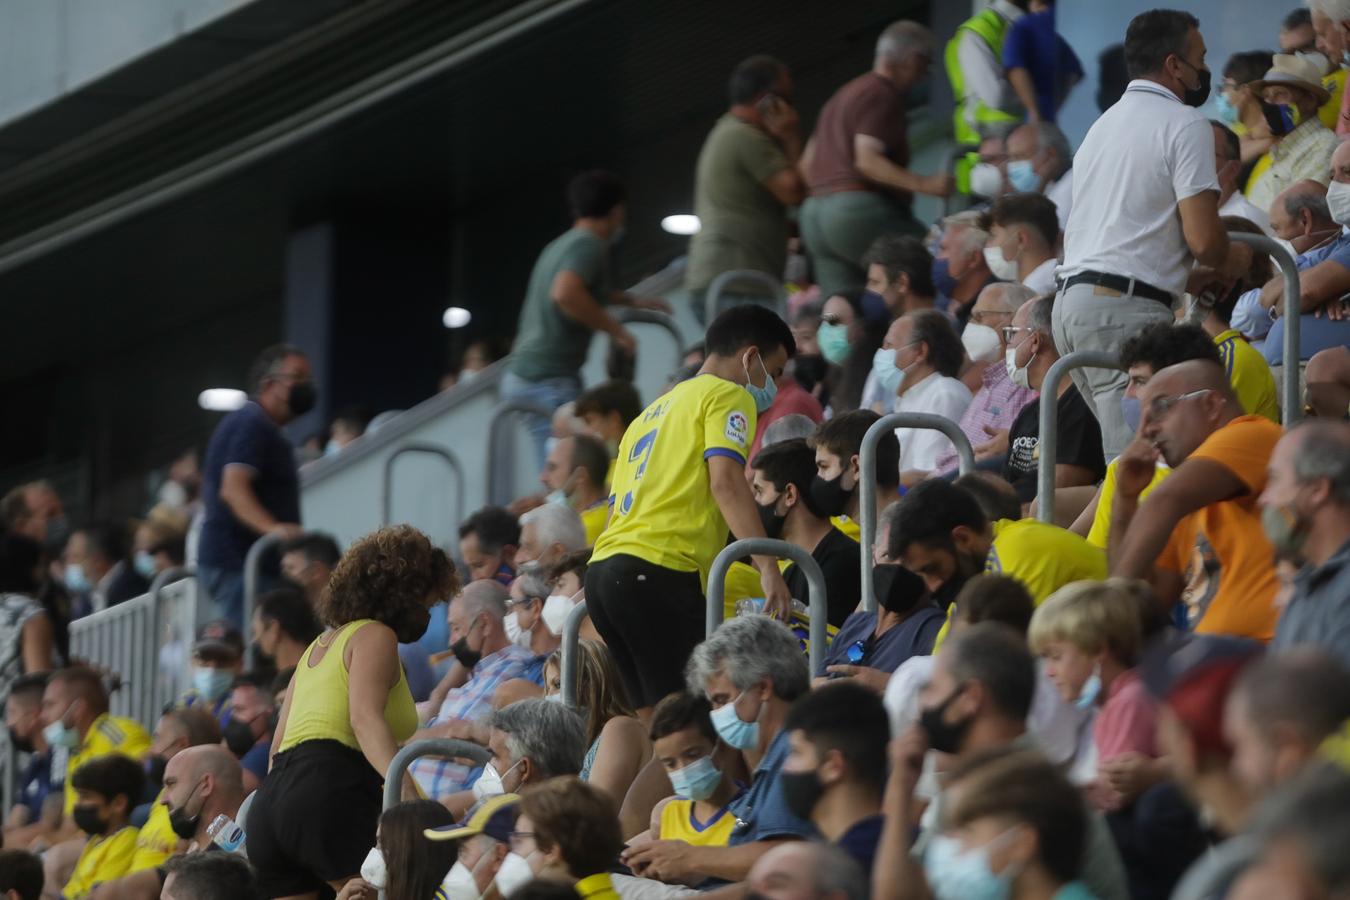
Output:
top-left (1109, 359), bottom-right (1282, 640)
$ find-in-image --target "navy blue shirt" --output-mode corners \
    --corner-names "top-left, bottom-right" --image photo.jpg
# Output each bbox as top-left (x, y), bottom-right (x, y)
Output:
top-left (728, 729), bottom-right (816, 845)
top-left (1002, 9), bottom-right (1083, 123)
top-left (824, 605), bottom-right (944, 673)
top-left (16, 751), bottom-right (54, 822)
top-left (837, 814), bottom-right (885, 877)
top-left (241, 741), bottom-right (270, 783)
top-left (198, 402), bottom-right (300, 570)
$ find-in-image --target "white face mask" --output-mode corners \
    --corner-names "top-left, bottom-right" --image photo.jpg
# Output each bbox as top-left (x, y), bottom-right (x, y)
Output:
top-left (504, 611), bottom-right (532, 648)
top-left (962, 323), bottom-right (1003, 363)
top-left (360, 847), bottom-right (388, 889)
top-left (473, 759), bottom-right (522, 803)
top-left (982, 245), bottom-right (1019, 282)
top-left (541, 594), bottom-right (573, 636)
top-left (443, 859), bottom-right (483, 900)
top-left (1328, 181), bottom-right (1350, 227)
top-left (969, 162), bottom-right (1005, 199)
top-left (494, 851), bottom-right (538, 898)
top-left (1005, 340), bottom-right (1035, 389)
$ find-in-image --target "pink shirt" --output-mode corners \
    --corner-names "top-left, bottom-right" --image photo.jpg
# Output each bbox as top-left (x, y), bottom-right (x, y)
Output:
top-left (933, 363), bottom-right (1037, 474)
top-left (1089, 668), bottom-right (1159, 811)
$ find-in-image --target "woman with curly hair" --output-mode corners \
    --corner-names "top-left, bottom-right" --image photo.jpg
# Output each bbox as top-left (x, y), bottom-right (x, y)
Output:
top-left (247, 524), bottom-right (456, 900)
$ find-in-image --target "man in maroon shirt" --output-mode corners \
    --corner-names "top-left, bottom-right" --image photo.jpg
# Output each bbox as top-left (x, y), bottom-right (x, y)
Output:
top-left (800, 20), bottom-right (954, 303)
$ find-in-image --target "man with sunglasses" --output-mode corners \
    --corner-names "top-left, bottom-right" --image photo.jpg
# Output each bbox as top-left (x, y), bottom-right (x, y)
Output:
top-left (1110, 359), bottom-right (1282, 640)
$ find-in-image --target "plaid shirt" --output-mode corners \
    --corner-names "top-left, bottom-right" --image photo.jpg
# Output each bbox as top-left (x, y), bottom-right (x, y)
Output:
top-left (933, 363), bottom-right (1037, 475)
top-left (409, 644), bottom-right (541, 798)
top-left (1246, 118), bottom-right (1338, 214)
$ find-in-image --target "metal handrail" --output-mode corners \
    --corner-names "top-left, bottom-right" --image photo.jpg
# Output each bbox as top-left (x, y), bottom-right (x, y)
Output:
top-left (1036, 351), bottom-right (1122, 523)
top-left (1228, 232), bottom-right (1301, 424)
top-left (381, 442), bottom-right (467, 529)
top-left (486, 399), bottom-right (554, 506)
top-left (859, 413), bottom-right (975, 613)
top-left (704, 269), bottom-right (785, 325)
top-left (613, 307), bottom-right (686, 359)
top-left (559, 599), bottom-right (589, 709)
top-left (242, 532), bottom-right (284, 667)
top-left (705, 538), bottom-right (829, 677)
top-left (149, 565), bottom-right (196, 719)
top-left (383, 738), bottom-right (492, 811)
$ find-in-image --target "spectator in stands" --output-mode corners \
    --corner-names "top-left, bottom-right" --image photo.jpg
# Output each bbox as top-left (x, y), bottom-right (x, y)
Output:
top-left (1305, 343), bottom-right (1350, 417)
top-left (131, 520), bottom-right (184, 582)
top-left (1, 481), bottom-right (68, 556)
top-left (575, 380), bottom-right (643, 459)
top-left (931, 213), bottom-right (994, 325)
top-left (0, 850), bottom-right (41, 900)
top-left (1261, 421), bottom-right (1350, 662)
top-left (874, 624), bottom-right (1128, 900)
top-left (63, 523), bottom-right (148, 612)
top-left (631, 616), bottom-right (813, 883)
top-left (278, 531), bottom-right (341, 610)
top-left (0, 533), bottom-right (55, 694)
top-left (1005, 122), bottom-right (1075, 230)
top-left (1003, 0), bottom-right (1083, 125)
top-left (981, 192), bottom-right (1061, 295)
top-left (62, 754), bottom-right (144, 899)
top-left (861, 235), bottom-right (938, 321)
top-left (1282, 7), bottom-right (1318, 53)
top-left (889, 480), bottom-right (1105, 610)
top-left (587, 306), bottom-right (795, 713)
top-left (503, 170), bottom-right (668, 466)
top-left (198, 344), bottom-right (312, 627)
top-left (1058, 10), bottom-right (1249, 459)
top-left (686, 55), bottom-right (805, 323)
top-left (251, 585), bottom-right (319, 672)
top-left (506, 778), bottom-right (624, 897)
top-left (1235, 763), bottom-right (1350, 900)
top-left (326, 405), bottom-right (370, 455)
top-left (426, 794), bottom-right (519, 900)
top-left (816, 289), bottom-right (888, 415)
top-left (643, 693), bottom-right (744, 851)
top-left (340, 799), bottom-right (456, 900)
top-left (222, 676), bottom-right (274, 793)
top-left (1002, 293), bottom-right (1105, 505)
top-left (882, 310), bottom-right (972, 484)
top-left (806, 410), bottom-right (901, 540)
top-left (538, 435), bottom-right (610, 547)
top-left (933, 283), bottom-right (1039, 477)
top-left (946, 1), bottom-right (1029, 146)
top-left (1029, 579), bottom-right (1159, 811)
top-left (1111, 360), bottom-right (1282, 639)
top-left (4, 674), bottom-right (57, 846)
top-left (750, 439), bottom-right (860, 626)
top-left (760, 414), bottom-right (817, 448)
top-left (410, 580), bottom-right (540, 798)
top-left (458, 507), bottom-right (521, 587)
top-left (1312, 0), bottom-right (1350, 130)
top-left (159, 744), bottom-right (247, 856)
top-left (800, 21), bottom-right (950, 300)
top-left (514, 504), bottom-right (586, 573)
top-left (505, 565), bottom-right (561, 688)
top-left (176, 621), bottom-right (243, 726)
top-left (780, 683), bottom-right (887, 874)
top-left (161, 853), bottom-right (260, 900)
top-left (745, 843), bottom-right (866, 900)
top-left (1211, 122), bottom-right (1273, 233)
top-left (746, 360), bottom-right (825, 465)
top-left (1244, 55), bottom-right (1337, 213)
top-left (460, 699), bottom-right (586, 816)
top-left (247, 525), bottom-right (454, 898)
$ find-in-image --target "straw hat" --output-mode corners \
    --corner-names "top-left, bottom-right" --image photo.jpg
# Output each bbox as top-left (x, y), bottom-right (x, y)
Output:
top-left (1250, 53), bottom-right (1331, 106)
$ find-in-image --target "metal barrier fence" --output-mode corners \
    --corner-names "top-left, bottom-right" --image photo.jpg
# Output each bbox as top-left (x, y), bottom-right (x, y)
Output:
top-left (1036, 351), bottom-right (1122, 524)
top-left (485, 399), bottom-right (553, 506)
top-left (705, 538), bottom-right (829, 677)
top-left (381, 441), bottom-right (466, 530)
top-left (242, 532), bottom-right (284, 669)
top-left (859, 413), bottom-right (975, 613)
top-left (704, 269), bottom-right (786, 325)
top-left (613, 307), bottom-right (685, 356)
top-left (1228, 232), bottom-right (1302, 425)
top-left (383, 738), bottom-right (491, 811)
top-left (560, 599), bottom-right (589, 709)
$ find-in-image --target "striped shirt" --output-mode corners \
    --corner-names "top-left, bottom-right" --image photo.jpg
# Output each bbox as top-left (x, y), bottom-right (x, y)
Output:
top-left (933, 362), bottom-right (1037, 474)
top-left (1246, 117), bottom-right (1338, 213)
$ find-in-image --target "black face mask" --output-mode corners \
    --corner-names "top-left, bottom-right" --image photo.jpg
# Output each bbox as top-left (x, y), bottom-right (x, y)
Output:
top-left (793, 355), bottom-right (828, 394)
top-left (8, 726), bottom-right (34, 755)
top-left (450, 618), bottom-right (482, 670)
top-left (1177, 57), bottom-right (1211, 107)
top-left (144, 754), bottom-right (168, 790)
top-left (223, 719), bottom-right (257, 758)
top-left (780, 769), bottom-right (826, 822)
top-left (72, 804), bottom-right (109, 836)
top-left (168, 781), bottom-right (204, 840)
top-left (918, 684), bottom-right (974, 755)
top-left (934, 550), bottom-right (981, 611)
top-left (809, 472), bottom-right (854, 519)
top-left (1260, 99), bottom-right (1297, 136)
top-left (757, 498), bottom-right (787, 540)
top-left (874, 564), bottom-right (926, 615)
top-left (287, 381), bottom-right (317, 417)
top-left (393, 606), bottom-right (432, 644)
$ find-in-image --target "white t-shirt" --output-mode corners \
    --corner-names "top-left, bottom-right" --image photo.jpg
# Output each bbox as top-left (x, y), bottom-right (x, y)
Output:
top-left (1062, 79), bottom-right (1220, 297)
top-left (1219, 190), bottom-right (1274, 236)
top-left (1046, 168), bottom-right (1074, 232)
top-left (1024, 257), bottom-right (1058, 296)
top-left (894, 373), bottom-right (973, 473)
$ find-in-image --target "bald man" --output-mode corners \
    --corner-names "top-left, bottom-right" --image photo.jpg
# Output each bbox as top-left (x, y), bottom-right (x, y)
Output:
top-left (1109, 359), bottom-right (1283, 640)
top-left (745, 842), bottom-right (866, 900)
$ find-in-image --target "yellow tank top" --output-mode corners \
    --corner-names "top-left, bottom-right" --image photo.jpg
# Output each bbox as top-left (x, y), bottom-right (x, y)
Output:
top-left (279, 620), bottom-right (418, 753)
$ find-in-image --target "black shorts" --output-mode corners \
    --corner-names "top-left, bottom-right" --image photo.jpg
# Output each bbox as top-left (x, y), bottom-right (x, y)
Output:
top-left (585, 554), bottom-right (707, 708)
top-left (245, 739), bottom-right (382, 898)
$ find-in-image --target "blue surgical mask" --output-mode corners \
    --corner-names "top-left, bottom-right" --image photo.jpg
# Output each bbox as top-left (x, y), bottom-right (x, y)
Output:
top-left (932, 257), bottom-right (958, 297)
top-left (193, 667), bottom-right (234, 703)
top-left (668, 755), bottom-right (723, 801)
top-left (1120, 395), bottom-right (1143, 435)
top-left (873, 348), bottom-right (903, 396)
top-left (1007, 159), bottom-right (1040, 193)
top-left (860, 290), bottom-right (889, 324)
top-left (133, 551), bottom-right (157, 581)
top-left (64, 563), bottom-right (90, 594)
top-left (1214, 92), bottom-right (1239, 125)
top-left (743, 352), bottom-right (777, 413)
top-left (924, 832), bottom-right (1016, 900)
top-left (44, 719), bottom-right (79, 750)
top-left (817, 322), bottom-right (851, 365)
top-left (710, 689), bottom-right (761, 750)
top-left (1076, 663), bottom-right (1102, 710)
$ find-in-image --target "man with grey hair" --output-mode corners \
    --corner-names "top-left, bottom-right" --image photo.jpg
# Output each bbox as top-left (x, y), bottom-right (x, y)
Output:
top-left (761, 414), bottom-right (818, 448)
top-left (410, 580), bottom-right (543, 799)
top-left (1238, 763), bottom-right (1350, 900)
top-left (1005, 121), bottom-right (1075, 229)
top-left (482, 697), bottom-right (586, 792)
top-left (800, 20), bottom-right (953, 301)
top-left (932, 211), bottom-right (996, 321)
top-left (515, 502), bottom-right (586, 571)
top-left (1263, 421), bottom-right (1350, 665)
top-left (745, 841), bottom-right (867, 900)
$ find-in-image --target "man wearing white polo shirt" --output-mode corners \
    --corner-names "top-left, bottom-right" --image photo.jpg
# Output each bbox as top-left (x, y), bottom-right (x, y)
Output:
top-left (1055, 9), bottom-right (1250, 458)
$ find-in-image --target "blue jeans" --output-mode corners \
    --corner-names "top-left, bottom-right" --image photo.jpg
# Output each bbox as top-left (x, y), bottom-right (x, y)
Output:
top-left (500, 372), bottom-right (582, 471)
top-left (199, 565), bottom-right (278, 630)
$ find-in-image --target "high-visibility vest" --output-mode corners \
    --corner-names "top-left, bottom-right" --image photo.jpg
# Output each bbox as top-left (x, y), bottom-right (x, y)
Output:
top-left (945, 8), bottom-right (1022, 144)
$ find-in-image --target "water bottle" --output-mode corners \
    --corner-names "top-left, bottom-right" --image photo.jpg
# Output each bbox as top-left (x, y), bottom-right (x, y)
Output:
top-left (207, 813), bottom-right (245, 853)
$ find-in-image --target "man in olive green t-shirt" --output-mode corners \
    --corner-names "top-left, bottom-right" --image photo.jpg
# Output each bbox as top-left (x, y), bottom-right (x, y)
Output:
top-left (504, 170), bottom-right (669, 466)
top-left (686, 55), bottom-right (807, 324)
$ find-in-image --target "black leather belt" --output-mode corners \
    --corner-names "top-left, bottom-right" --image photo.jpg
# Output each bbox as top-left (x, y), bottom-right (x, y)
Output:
top-left (1061, 271), bottom-right (1174, 306)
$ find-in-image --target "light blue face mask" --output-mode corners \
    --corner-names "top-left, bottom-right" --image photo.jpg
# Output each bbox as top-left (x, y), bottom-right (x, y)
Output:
top-left (668, 755), bottom-right (723, 801)
top-left (64, 563), bottom-right (90, 594)
top-left (1007, 159), bottom-right (1040, 193)
top-left (1120, 395), bottom-right (1143, 435)
top-left (924, 831), bottom-right (1018, 900)
top-left (817, 322), bottom-right (851, 365)
top-left (1076, 663), bottom-right (1102, 710)
top-left (546, 489), bottom-right (570, 508)
top-left (133, 551), bottom-right (157, 581)
top-left (1214, 92), bottom-right (1240, 125)
top-left (872, 344), bottom-right (917, 396)
top-left (743, 352), bottom-right (777, 413)
top-left (710, 689), bottom-right (761, 751)
top-left (193, 667), bottom-right (234, 703)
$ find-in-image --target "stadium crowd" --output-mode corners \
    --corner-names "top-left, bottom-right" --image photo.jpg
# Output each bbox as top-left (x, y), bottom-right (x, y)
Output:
top-left (6, 2), bottom-right (1350, 899)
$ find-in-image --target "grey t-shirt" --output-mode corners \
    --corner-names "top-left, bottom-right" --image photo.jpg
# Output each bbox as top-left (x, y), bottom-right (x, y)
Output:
top-left (509, 227), bottom-right (612, 382)
top-left (1273, 539), bottom-right (1350, 669)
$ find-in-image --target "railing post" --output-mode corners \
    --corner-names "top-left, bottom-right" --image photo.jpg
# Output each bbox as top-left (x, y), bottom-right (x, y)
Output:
top-left (612, 308), bottom-right (686, 359)
top-left (150, 566), bottom-right (197, 716)
top-left (381, 442), bottom-right (467, 529)
top-left (1227, 232), bottom-right (1302, 424)
top-left (1037, 351), bottom-right (1122, 523)
top-left (705, 270), bottom-right (785, 325)
top-left (242, 533), bottom-right (284, 668)
top-left (560, 600), bottom-right (589, 709)
top-left (706, 538), bottom-right (829, 677)
top-left (383, 738), bottom-right (492, 812)
top-left (859, 413), bottom-right (975, 613)
top-left (486, 400), bottom-right (554, 507)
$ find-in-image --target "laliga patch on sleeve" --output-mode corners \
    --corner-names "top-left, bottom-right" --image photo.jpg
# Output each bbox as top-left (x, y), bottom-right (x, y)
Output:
top-left (725, 411), bottom-right (749, 447)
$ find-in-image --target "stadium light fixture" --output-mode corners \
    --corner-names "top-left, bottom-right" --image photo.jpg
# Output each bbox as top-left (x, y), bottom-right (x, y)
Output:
top-left (661, 214), bottom-right (701, 235)
top-left (198, 388), bottom-right (247, 412)
top-left (442, 306), bottom-right (472, 328)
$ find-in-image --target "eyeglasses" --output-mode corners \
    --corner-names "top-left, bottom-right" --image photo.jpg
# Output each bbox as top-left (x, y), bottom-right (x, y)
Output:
top-left (1000, 325), bottom-right (1030, 344)
top-left (970, 309), bottom-right (1013, 325)
top-left (1147, 389), bottom-right (1211, 420)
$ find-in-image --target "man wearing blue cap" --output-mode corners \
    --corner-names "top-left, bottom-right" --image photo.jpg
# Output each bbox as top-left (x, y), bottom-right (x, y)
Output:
top-left (425, 794), bottom-right (520, 900)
